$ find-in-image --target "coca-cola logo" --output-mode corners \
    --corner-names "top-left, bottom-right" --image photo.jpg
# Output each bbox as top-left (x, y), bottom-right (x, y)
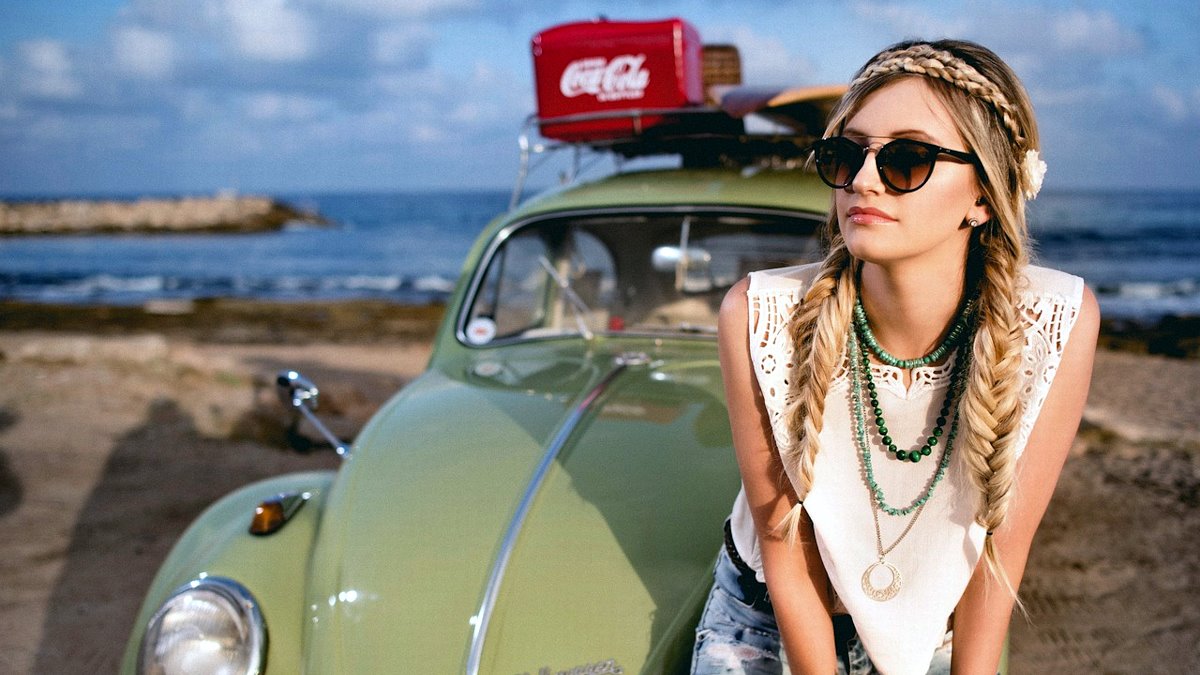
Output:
top-left (559, 54), bottom-right (650, 102)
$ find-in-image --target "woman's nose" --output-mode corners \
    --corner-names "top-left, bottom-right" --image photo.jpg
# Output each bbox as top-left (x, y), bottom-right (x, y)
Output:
top-left (849, 148), bottom-right (885, 194)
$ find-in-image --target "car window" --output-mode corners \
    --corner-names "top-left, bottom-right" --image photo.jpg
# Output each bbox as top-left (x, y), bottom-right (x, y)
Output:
top-left (461, 210), bottom-right (822, 345)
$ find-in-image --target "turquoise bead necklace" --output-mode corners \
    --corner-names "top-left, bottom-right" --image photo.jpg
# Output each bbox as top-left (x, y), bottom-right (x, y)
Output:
top-left (853, 296), bottom-right (974, 369)
top-left (849, 327), bottom-right (972, 516)
top-left (854, 294), bottom-right (975, 463)
top-left (849, 298), bottom-right (975, 601)
top-left (851, 328), bottom-right (973, 601)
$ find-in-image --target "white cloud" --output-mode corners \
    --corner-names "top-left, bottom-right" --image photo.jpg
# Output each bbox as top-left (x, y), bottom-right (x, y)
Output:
top-left (113, 26), bottom-right (176, 79)
top-left (221, 0), bottom-right (315, 63)
top-left (373, 23), bottom-right (435, 65)
top-left (1050, 9), bottom-right (1142, 56)
top-left (17, 40), bottom-right (82, 99)
top-left (300, 0), bottom-right (480, 19)
top-left (1151, 85), bottom-right (1188, 123)
top-left (706, 26), bottom-right (818, 85)
top-left (850, 1), bottom-right (970, 38)
top-left (243, 92), bottom-right (324, 120)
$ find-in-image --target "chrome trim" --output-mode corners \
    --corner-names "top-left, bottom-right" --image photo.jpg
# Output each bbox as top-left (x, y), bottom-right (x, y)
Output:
top-left (276, 370), bottom-right (351, 457)
top-left (455, 205), bottom-right (824, 348)
top-left (138, 576), bottom-right (267, 675)
top-left (466, 353), bottom-right (646, 675)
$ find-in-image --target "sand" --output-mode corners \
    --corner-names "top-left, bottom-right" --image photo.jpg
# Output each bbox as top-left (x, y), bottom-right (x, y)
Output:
top-left (0, 324), bottom-right (1196, 673)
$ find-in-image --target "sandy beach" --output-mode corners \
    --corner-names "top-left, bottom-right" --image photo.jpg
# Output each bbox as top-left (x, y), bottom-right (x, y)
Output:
top-left (0, 305), bottom-right (1197, 673)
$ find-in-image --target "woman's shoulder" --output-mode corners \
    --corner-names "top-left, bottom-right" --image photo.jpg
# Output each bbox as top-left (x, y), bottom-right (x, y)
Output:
top-left (746, 261), bottom-right (823, 295)
top-left (1018, 264), bottom-right (1085, 307)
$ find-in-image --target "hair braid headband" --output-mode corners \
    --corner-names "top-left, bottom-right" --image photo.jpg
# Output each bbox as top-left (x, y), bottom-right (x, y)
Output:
top-left (851, 44), bottom-right (1047, 199)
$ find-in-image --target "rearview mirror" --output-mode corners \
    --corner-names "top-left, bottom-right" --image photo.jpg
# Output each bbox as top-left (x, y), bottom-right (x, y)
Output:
top-left (651, 245), bottom-right (715, 293)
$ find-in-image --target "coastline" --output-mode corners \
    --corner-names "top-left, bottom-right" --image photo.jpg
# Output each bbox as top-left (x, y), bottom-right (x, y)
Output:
top-left (1, 298), bottom-right (1196, 358)
top-left (0, 195), bottom-right (324, 236)
top-left (0, 302), bottom-right (1197, 672)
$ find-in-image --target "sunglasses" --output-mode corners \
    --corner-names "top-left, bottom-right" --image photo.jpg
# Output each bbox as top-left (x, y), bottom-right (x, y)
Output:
top-left (810, 136), bottom-right (979, 193)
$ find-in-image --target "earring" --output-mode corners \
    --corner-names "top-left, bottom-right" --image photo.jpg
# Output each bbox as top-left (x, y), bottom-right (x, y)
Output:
top-left (968, 218), bottom-right (981, 228)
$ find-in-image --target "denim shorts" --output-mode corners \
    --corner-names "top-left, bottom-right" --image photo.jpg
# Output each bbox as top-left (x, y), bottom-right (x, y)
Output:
top-left (690, 545), bottom-right (953, 675)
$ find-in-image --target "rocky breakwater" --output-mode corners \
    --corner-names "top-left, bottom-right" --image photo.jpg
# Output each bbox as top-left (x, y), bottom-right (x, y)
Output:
top-left (0, 194), bottom-right (324, 236)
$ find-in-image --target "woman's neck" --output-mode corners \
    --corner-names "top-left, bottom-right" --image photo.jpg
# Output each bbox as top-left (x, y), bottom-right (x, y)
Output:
top-left (858, 259), bottom-right (969, 364)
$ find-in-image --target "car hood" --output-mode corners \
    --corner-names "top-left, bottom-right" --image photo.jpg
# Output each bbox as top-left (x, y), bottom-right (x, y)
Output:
top-left (302, 340), bottom-right (738, 674)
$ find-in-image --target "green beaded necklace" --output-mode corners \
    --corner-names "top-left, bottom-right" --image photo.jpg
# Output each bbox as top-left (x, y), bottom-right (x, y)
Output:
top-left (862, 350), bottom-right (956, 464)
top-left (848, 321), bottom-right (974, 601)
top-left (853, 297), bottom-right (974, 369)
top-left (848, 328), bottom-right (972, 516)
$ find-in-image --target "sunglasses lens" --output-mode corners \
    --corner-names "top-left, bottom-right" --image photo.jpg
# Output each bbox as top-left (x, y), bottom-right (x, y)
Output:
top-left (877, 140), bottom-right (936, 192)
top-left (814, 138), bottom-right (863, 188)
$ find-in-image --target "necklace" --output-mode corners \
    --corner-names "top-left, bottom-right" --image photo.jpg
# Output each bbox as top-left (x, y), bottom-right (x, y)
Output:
top-left (853, 297), bottom-right (973, 369)
top-left (848, 330), bottom-right (972, 600)
top-left (850, 330), bottom-right (970, 515)
top-left (862, 350), bottom-right (957, 463)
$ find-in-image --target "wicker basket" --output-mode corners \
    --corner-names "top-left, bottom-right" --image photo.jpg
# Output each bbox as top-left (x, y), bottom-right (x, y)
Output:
top-left (702, 44), bottom-right (742, 103)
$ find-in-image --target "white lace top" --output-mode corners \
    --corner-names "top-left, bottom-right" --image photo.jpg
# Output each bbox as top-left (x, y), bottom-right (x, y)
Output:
top-left (727, 263), bottom-right (1084, 675)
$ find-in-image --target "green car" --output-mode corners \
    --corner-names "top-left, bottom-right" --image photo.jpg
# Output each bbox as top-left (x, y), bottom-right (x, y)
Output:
top-left (123, 81), bottom-right (843, 673)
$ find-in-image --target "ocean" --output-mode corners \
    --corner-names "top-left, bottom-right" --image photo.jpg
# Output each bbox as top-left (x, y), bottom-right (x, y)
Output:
top-left (1, 189), bottom-right (1197, 322)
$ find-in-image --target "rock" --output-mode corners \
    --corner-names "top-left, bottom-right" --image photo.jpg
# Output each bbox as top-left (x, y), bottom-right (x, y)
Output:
top-left (0, 194), bottom-right (325, 236)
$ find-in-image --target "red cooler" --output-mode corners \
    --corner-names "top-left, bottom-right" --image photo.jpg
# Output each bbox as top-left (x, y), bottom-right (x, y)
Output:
top-left (531, 18), bottom-right (704, 142)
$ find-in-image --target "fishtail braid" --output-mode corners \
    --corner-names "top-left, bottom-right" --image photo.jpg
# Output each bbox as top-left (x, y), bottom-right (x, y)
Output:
top-left (957, 225), bottom-right (1027, 599)
top-left (775, 239), bottom-right (856, 542)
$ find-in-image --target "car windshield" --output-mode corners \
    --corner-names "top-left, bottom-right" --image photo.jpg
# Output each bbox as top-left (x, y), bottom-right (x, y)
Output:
top-left (460, 210), bottom-right (825, 345)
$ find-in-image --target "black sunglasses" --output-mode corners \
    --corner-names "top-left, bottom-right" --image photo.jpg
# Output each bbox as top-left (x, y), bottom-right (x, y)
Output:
top-left (810, 136), bottom-right (979, 193)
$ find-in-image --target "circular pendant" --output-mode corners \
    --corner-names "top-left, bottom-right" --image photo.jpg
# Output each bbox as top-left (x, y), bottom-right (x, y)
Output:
top-left (862, 559), bottom-right (902, 601)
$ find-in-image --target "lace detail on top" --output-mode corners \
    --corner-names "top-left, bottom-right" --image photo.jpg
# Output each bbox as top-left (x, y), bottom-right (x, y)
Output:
top-left (1012, 284), bottom-right (1082, 453)
top-left (747, 264), bottom-right (1084, 459)
top-left (748, 286), bottom-right (802, 452)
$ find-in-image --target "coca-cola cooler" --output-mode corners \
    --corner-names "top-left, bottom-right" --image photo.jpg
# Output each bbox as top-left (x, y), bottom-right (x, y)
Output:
top-left (531, 18), bottom-right (705, 142)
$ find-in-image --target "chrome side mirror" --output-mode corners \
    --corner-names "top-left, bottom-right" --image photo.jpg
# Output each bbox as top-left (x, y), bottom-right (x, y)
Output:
top-left (276, 370), bottom-right (350, 457)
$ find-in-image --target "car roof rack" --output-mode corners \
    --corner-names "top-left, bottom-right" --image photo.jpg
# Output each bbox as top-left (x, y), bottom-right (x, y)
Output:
top-left (509, 84), bottom-right (846, 210)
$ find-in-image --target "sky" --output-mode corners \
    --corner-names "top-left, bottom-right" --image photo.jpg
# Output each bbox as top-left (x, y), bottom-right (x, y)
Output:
top-left (1, 0), bottom-right (1197, 196)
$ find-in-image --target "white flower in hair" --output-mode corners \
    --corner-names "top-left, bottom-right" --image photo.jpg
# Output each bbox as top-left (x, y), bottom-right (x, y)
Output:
top-left (1022, 149), bottom-right (1047, 200)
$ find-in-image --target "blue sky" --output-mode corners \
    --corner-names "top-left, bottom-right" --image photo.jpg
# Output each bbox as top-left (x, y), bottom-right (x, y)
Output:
top-left (1, 0), bottom-right (1197, 196)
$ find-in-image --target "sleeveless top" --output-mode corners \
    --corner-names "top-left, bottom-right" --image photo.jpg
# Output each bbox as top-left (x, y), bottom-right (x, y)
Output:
top-left (727, 263), bottom-right (1084, 675)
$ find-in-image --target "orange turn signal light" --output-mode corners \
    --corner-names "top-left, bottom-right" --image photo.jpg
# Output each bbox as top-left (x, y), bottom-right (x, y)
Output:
top-left (249, 492), bottom-right (310, 536)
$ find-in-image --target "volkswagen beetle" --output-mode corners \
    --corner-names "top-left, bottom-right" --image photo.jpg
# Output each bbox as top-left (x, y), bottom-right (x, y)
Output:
top-left (122, 22), bottom-right (844, 674)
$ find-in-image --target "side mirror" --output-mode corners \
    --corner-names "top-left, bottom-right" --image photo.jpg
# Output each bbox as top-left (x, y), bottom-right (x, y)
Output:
top-left (275, 370), bottom-right (350, 457)
top-left (277, 370), bottom-right (320, 411)
top-left (651, 245), bottom-right (715, 293)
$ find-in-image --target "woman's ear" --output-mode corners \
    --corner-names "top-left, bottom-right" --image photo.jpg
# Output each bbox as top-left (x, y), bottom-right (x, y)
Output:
top-left (969, 195), bottom-right (993, 227)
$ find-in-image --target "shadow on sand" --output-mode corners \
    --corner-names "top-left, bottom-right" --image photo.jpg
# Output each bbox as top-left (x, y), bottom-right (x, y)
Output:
top-left (31, 398), bottom-right (339, 674)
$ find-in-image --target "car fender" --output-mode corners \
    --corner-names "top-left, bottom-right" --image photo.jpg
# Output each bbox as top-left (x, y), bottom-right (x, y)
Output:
top-left (120, 469), bottom-right (336, 674)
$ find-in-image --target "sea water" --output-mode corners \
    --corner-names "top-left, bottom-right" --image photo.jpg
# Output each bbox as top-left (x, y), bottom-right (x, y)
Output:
top-left (1, 189), bottom-right (1197, 322)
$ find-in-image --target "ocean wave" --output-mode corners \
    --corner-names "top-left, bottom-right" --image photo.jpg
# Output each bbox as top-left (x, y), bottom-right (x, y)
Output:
top-left (0, 272), bottom-right (458, 305)
top-left (1094, 278), bottom-right (1199, 300)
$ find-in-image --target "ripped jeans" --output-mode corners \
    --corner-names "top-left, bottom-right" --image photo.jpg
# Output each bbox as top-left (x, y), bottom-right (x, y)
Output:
top-left (690, 544), bottom-right (952, 674)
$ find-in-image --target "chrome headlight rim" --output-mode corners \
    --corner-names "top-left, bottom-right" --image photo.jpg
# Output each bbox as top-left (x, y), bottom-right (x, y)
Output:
top-left (138, 575), bottom-right (267, 675)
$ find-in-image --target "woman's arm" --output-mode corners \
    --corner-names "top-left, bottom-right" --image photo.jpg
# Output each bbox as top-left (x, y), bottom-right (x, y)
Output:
top-left (951, 287), bottom-right (1100, 674)
top-left (717, 277), bottom-right (838, 674)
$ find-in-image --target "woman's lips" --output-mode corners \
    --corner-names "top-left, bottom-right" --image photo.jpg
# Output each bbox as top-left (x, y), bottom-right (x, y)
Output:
top-left (846, 206), bottom-right (896, 225)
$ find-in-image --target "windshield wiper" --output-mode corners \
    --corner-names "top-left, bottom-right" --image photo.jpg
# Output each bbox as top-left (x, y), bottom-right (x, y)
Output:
top-left (538, 255), bottom-right (595, 341)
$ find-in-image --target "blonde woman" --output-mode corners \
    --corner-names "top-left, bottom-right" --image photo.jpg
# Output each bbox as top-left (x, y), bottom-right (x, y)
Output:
top-left (692, 39), bottom-right (1099, 674)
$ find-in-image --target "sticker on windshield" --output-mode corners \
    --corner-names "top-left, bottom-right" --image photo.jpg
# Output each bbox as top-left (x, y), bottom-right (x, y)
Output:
top-left (466, 317), bottom-right (497, 345)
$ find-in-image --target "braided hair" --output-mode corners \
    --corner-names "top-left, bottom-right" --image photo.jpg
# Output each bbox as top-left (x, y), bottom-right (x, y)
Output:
top-left (778, 40), bottom-right (1042, 601)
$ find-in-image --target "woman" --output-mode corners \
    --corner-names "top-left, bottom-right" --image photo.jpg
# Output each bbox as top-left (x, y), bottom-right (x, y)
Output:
top-left (692, 39), bottom-right (1099, 674)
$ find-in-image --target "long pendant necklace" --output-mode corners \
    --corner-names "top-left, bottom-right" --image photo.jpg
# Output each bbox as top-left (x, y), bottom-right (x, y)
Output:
top-left (848, 328), bottom-right (972, 600)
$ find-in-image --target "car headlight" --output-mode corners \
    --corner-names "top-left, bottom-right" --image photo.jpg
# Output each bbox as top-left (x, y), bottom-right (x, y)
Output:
top-left (138, 576), bottom-right (267, 675)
